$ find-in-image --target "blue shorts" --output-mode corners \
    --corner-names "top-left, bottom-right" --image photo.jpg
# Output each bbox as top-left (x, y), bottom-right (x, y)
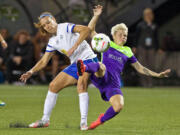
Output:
top-left (62, 57), bottom-right (98, 80)
top-left (90, 71), bottom-right (123, 101)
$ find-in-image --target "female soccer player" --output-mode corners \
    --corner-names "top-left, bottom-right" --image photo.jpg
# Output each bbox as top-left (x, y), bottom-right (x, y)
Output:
top-left (20, 8), bottom-right (101, 130)
top-left (0, 33), bottom-right (8, 106)
top-left (77, 15), bottom-right (171, 130)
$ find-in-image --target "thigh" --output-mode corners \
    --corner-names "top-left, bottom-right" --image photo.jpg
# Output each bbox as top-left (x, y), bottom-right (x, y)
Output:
top-left (50, 72), bottom-right (77, 93)
top-left (94, 62), bottom-right (106, 78)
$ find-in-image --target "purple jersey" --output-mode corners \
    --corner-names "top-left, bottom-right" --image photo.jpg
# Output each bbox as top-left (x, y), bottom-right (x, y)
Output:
top-left (91, 41), bottom-right (137, 96)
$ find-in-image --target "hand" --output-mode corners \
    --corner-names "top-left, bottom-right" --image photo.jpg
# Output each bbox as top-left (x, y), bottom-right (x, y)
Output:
top-left (20, 71), bottom-right (33, 83)
top-left (158, 69), bottom-right (171, 78)
top-left (13, 56), bottom-right (22, 65)
top-left (93, 5), bottom-right (103, 16)
top-left (67, 46), bottom-right (76, 57)
top-left (1, 40), bottom-right (8, 49)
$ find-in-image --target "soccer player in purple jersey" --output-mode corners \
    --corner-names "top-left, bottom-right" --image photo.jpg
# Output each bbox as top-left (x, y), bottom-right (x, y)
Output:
top-left (77, 6), bottom-right (171, 130)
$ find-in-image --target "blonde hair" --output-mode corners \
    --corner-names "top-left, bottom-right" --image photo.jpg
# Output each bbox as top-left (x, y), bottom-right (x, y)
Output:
top-left (111, 23), bottom-right (128, 36)
top-left (34, 12), bottom-right (54, 36)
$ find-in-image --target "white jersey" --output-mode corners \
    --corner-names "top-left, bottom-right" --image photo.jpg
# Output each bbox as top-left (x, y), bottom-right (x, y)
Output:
top-left (46, 23), bottom-right (96, 64)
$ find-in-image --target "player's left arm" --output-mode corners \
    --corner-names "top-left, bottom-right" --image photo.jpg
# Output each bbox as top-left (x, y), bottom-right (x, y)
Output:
top-left (131, 61), bottom-right (171, 78)
top-left (88, 5), bottom-right (103, 38)
top-left (67, 25), bottom-right (91, 57)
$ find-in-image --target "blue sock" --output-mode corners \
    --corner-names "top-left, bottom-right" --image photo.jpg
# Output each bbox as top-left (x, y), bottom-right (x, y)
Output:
top-left (101, 106), bottom-right (119, 123)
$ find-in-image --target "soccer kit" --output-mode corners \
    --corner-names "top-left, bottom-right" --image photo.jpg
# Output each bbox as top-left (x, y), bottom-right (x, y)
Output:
top-left (36, 23), bottom-right (97, 129)
top-left (89, 41), bottom-right (137, 101)
top-left (46, 23), bottom-right (98, 79)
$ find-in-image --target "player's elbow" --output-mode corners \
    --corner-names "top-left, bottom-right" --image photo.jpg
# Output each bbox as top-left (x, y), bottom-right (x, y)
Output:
top-left (88, 25), bottom-right (95, 32)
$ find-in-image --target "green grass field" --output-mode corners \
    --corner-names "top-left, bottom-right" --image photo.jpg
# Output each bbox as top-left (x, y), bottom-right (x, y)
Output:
top-left (0, 85), bottom-right (180, 135)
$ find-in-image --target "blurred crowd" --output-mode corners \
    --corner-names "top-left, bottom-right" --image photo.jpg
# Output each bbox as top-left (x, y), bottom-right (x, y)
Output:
top-left (0, 29), bottom-right (70, 84)
top-left (0, 8), bottom-right (179, 86)
top-left (128, 8), bottom-right (180, 87)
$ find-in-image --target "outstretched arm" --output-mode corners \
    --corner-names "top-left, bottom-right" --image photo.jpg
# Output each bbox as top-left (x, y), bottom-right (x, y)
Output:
top-left (20, 52), bottom-right (54, 83)
top-left (131, 61), bottom-right (171, 78)
top-left (67, 5), bottom-right (103, 56)
top-left (88, 5), bottom-right (103, 38)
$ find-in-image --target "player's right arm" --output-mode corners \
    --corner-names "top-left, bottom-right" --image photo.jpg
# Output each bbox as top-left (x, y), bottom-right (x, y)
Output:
top-left (88, 5), bottom-right (103, 38)
top-left (20, 52), bottom-right (54, 83)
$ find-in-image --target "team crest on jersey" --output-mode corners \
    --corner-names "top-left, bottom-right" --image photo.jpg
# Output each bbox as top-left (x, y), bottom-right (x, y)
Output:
top-left (61, 49), bottom-right (67, 55)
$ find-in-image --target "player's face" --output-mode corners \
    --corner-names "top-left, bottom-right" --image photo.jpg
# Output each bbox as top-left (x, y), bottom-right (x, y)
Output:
top-left (40, 16), bottom-right (57, 34)
top-left (113, 30), bottom-right (127, 46)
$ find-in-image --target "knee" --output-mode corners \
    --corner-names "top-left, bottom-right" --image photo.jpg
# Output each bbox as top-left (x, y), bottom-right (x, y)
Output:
top-left (99, 62), bottom-right (106, 71)
top-left (49, 81), bottom-right (61, 93)
top-left (77, 80), bottom-right (87, 94)
top-left (95, 62), bottom-right (106, 77)
top-left (113, 103), bottom-right (124, 113)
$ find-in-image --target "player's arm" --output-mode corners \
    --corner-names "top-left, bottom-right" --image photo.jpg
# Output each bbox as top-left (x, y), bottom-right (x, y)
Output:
top-left (88, 5), bottom-right (103, 38)
top-left (20, 52), bottom-right (54, 82)
top-left (131, 61), bottom-right (171, 78)
top-left (67, 25), bottom-right (91, 56)
top-left (0, 34), bottom-right (8, 49)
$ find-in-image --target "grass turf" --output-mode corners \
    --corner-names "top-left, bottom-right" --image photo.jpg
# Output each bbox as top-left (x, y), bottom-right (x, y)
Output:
top-left (0, 85), bottom-right (180, 135)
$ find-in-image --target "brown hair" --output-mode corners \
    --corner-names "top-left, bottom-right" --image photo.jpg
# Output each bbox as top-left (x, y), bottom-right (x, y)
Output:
top-left (14, 30), bottom-right (30, 41)
top-left (34, 12), bottom-right (54, 36)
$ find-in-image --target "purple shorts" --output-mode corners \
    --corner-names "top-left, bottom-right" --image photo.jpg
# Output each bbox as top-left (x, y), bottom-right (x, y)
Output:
top-left (90, 71), bottom-right (123, 101)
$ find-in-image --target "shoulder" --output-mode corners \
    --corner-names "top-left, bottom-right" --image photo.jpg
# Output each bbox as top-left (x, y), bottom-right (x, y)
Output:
top-left (48, 36), bottom-right (57, 46)
top-left (59, 22), bottom-right (76, 33)
top-left (123, 46), bottom-right (132, 52)
top-left (123, 46), bottom-right (134, 57)
top-left (59, 22), bottom-right (75, 28)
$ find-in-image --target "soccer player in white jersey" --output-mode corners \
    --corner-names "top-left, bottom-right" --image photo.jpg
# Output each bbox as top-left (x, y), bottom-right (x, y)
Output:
top-left (0, 33), bottom-right (8, 106)
top-left (20, 7), bottom-right (102, 130)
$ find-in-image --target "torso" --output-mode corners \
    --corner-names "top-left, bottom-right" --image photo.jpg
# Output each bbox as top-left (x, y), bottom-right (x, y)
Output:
top-left (47, 23), bottom-right (96, 63)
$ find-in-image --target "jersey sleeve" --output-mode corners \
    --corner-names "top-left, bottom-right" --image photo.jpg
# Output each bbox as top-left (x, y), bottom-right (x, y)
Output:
top-left (128, 55), bottom-right (137, 64)
top-left (127, 47), bottom-right (137, 64)
top-left (65, 23), bottom-right (76, 33)
top-left (46, 38), bottom-right (56, 52)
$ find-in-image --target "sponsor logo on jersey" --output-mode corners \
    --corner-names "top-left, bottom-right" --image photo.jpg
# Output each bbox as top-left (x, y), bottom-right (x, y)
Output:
top-left (108, 54), bottom-right (122, 63)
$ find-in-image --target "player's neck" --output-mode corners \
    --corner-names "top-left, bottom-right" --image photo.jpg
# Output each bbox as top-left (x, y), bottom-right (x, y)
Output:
top-left (114, 41), bottom-right (124, 47)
